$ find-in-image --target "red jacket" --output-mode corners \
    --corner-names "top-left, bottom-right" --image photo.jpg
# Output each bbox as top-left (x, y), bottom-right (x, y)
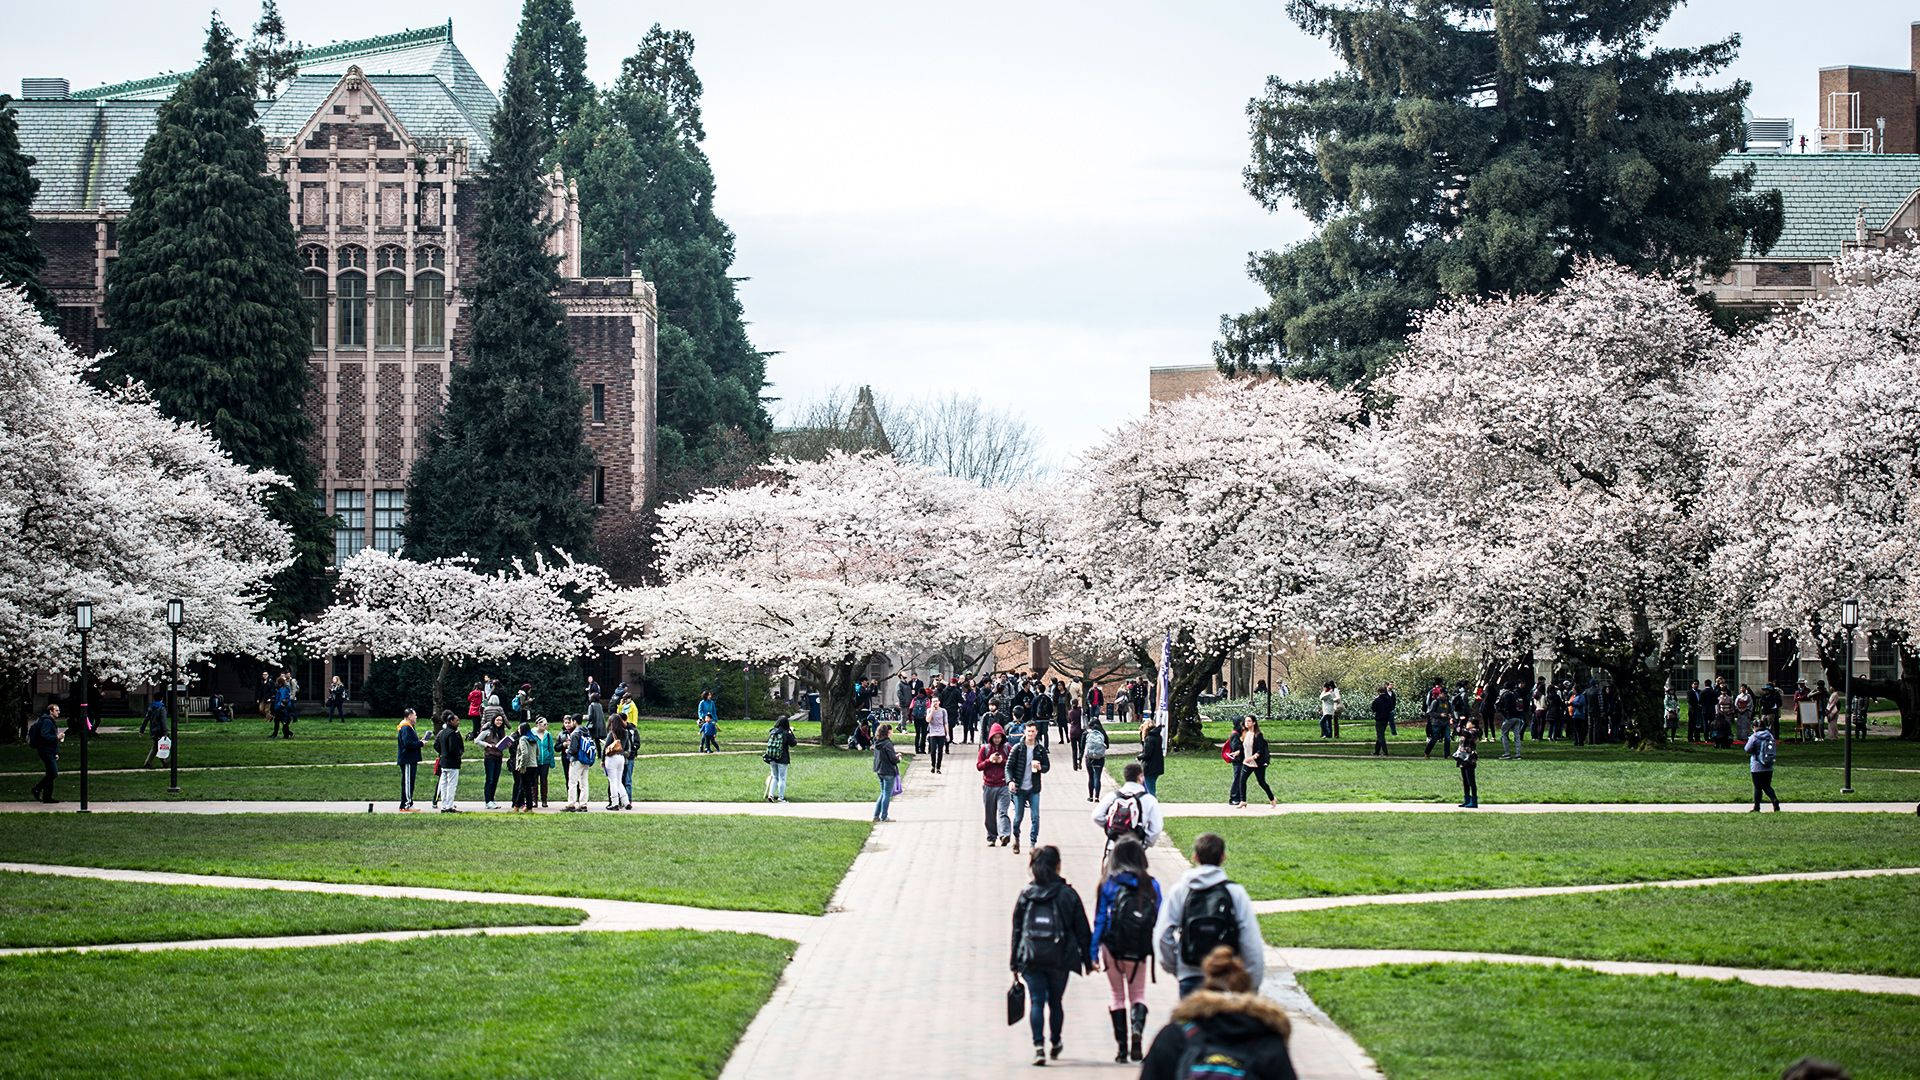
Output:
top-left (467, 689), bottom-right (483, 718)
top-left (977, 726), bottom-right (1009, 787)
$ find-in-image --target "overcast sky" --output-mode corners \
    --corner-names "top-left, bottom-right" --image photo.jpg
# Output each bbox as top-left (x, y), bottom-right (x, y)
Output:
top-left (4, 0), bottom-right (1913, 466)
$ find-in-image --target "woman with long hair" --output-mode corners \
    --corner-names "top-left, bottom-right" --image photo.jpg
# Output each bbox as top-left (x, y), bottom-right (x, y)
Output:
top-left (1091, 836), bottom-right (1161, 1062)
top-left (1241, 716), bottom-right (1275, 808)
top-left (1139, 946), bottom-right (1296, 1079)
top-left (1010, 844), bottom-right (1092, 1066)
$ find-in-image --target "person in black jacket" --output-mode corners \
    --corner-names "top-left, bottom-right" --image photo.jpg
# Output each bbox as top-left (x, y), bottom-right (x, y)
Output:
top-left (1140, 946), bottom-right (1297, 1080)
top-left (1011, 845), bottom-right (1093, 1067)
top-left (1370, 685), bottom-right (1395, 756)
top-left (1137, 720), bottom-right (1165, 798)
top-left (396, 709), bottom-right (424, 811)
top-left (433, 711), bottom-right (464, 812)
top-left (1007, 725), bottom-right (1051, 853)
top-left (27, 705), bottom-right (62, 803)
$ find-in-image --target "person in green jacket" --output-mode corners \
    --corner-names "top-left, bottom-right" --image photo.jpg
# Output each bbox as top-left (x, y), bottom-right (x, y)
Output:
top-left (533, 716), bottom-right (556, 809)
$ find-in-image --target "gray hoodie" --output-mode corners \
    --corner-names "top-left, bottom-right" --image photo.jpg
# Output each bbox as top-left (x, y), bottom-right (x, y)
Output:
top-left (1153, 864), bottom-right (1265, 989)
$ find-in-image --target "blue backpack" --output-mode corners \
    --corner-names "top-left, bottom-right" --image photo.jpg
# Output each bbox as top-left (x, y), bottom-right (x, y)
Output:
top-left (575, 734), bottom-right (597, 767)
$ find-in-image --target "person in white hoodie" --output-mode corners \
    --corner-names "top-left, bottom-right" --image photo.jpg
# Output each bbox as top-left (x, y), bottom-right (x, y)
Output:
top-left (1153, 832), bottom-right (1265, 998)
top-left (1091, 762), bottom-right (1165, 850)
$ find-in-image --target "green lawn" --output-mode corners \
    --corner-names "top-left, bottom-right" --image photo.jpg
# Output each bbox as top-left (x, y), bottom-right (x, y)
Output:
top-left (1166, 813), bottom-right (1920, 898)
top-left (33, 744), bottom-right (902, 804)
top-left (0, 869), bottom-right (579, 949)
top-left (1263, 873), bottom-right (1920, 976)
top-left (0, 813), bottom-right (868, 914)
top-left (1141, 743), bottom-right (1920, 804)
top-left (1299, 963), bottom-right (1920, 1080)
top-left (0, 930), bottom-right (790, 1080)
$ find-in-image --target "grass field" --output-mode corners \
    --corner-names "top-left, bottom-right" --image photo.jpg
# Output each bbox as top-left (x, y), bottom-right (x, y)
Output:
top-left (0, 813), bottom-right (869, 914)
top-left (1141, 743), bottom-right (1920, 804)
top-left (0, 930), bottom-right (791, 1080)
top-left (1165, 812), bottom-right (1920, 898)
top-left (24, 743), bottom-right (903, 804)
top-left (0, 869), bottom-right (580, 949)
top-left (1299, 963), bottom-right (1920, 1079)
top-left (1262, 873), bottom-right (1920, 976)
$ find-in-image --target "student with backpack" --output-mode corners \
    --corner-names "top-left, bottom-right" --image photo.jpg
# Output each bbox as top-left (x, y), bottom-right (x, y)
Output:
top-left (1092, 837), bottom-right (1161, 1063)
top-left (433, 711), bottom-right (463, 812)
top-left (1010, 844), bottom-right (1093, 1067)
top-left (1745, 717), bottom-right (1782, 812)
top-left (1154, 832), bottom-right (1264, 998)
top-left (1082, 719), bottom-right (1109, 802)
top-left (763, 716), bottom-right (797, 802)
top-left (1139, 947), bottom-right (1297, 1080)
top-left (562, 715), bottom-right (594, 811)
top-left (1093, 762), bottom-right (1164, 852)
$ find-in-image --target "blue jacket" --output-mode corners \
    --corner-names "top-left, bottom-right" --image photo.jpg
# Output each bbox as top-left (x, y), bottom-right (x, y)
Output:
top-left (697, 699), bottom-right (718, 723)
top-left (1090, 870), bottom-right (1161, 968)
top-left (396, 724), bottom-right (423, 766)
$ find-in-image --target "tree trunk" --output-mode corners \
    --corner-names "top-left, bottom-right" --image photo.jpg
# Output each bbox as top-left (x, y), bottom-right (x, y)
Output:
top-left (1808, 619), bottom-right (1920, 740)
top-left (800, 660), bottom-right (858, 746)
top-left (431, 658), bottom-right (450, 722)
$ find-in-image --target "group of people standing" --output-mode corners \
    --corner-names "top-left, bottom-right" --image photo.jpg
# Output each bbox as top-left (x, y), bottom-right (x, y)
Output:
top-left (397, 676), bottom-right (643, 812)
top-left (1675, 677), bottom-right (1862, 747)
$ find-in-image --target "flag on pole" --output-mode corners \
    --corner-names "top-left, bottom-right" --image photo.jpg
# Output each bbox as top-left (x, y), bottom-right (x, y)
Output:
top-left (1156, 631), bottom-right (1172, 752)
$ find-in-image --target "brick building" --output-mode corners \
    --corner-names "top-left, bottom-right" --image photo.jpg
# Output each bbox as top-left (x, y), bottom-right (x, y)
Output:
top-left (13, 23), bottom-right (657, 574)
top-left (12, 23), bottom-right (657, 703)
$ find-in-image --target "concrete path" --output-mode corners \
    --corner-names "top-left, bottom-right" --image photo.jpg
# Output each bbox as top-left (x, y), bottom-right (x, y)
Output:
top-left (0, 799), bottom-right (877, 818)
top-left (0, 861), bottom-right (820, 955)
top-left (718, 756), bottom-right (1382, 1080)
top-left (1249, 865), bottom-right (1920, 914)
top-left (1273, 946), bottom-right (1920, 997)
top-left (1156, 800), bottom-right (1917, 816)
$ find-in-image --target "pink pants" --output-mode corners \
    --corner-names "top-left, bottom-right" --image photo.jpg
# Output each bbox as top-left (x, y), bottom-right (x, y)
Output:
top-left (1102, 945), bottom-right (1148, 1008)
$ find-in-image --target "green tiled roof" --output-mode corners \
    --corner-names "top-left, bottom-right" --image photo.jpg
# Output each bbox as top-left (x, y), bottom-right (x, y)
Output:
top-left (16, 21), bottom-right (497, 213)
top-left (1717, 152), bottom-right (1920, 259)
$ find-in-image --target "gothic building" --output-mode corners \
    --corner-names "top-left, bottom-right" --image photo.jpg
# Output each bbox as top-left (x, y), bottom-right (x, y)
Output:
top-left (13, 22), bottom-right (657, 580)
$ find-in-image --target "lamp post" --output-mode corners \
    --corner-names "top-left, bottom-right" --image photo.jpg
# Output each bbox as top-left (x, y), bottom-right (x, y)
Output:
top-left (1265, 627), bottom-right (1275, 726)
top-left (167, 599), bottom-right (184, 794)
top-left (742, 662), bottom-right (751, 725)
top-left (1841, 598), bottom-right (1859, 795)
top-left (74, 601), bottom-right (92, 813)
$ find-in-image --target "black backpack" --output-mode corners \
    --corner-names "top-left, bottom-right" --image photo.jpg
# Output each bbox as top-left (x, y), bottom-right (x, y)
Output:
top-left (1173, 1021), bottom-right (1255, 1079)
top-left (1018, 887), bottom-right (1069, 970)
top-left (1102, 879), bottom-right (1159, 964)
top-left (1179, 881), bottom-right (1240, 966)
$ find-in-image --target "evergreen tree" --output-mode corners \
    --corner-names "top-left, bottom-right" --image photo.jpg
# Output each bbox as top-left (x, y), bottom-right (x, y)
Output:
top-left (102, 18), bottom-right (329, 617)
top-left (0, 95), bottom-right (51, 316)
top-left (1216, 0), bottom-right (1784, 387)
top-left (508, 0), bottom-right (594, 148)
top-left (403, 40), bottom-right (595, 570)
top-left (562, 26), bottom-right (767, 488)
top-left (244, 0), bottom-right (304, 99)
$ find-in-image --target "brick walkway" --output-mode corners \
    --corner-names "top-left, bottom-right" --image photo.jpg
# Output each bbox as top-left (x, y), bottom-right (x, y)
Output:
top-left (718, 757), bottom-right (1382, 1079)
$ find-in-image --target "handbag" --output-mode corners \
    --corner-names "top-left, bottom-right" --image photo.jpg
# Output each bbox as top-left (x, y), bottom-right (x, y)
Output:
top-left (1005, 976), bottom-right (1026, 1026)
top-left (890, 775), bottom-right (904, 797)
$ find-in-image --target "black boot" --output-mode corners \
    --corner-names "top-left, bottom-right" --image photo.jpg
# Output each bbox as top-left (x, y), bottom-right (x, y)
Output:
top-left (1109, 1009), bottom-right (1128, 1063)
top-left (1130, 1002), bottom-right (1148, 1061)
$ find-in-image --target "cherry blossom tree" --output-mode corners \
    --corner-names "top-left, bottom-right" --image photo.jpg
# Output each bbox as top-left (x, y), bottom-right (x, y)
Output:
top-left (1704, 246), bottom-right (1920, 739)
top-left (300, 549), bottom-right (605, 718)
top-left (0, 287), bottom-right (291, 721)
top-left (1380, 260), bottom-right (1724, 744)
top-left (593, 452), bottom-right (988, 744)
top-left (1046, 379), bottom-right (1410, 743)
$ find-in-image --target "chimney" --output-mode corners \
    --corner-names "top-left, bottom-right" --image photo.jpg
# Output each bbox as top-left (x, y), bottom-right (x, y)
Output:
top-left (21, 77), bottom-right (70, 100)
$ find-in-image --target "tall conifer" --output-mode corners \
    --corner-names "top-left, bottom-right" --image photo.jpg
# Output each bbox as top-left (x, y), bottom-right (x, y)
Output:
top-left (509, 0), bottom-right (594, 148)
top-left (403, 39), bottom-right (594, 569)
top-left (102, 19), bottom-right (328, 616)
top-left (0, 95), bottom-right (51, 316)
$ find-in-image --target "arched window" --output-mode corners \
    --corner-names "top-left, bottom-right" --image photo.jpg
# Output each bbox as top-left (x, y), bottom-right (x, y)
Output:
top-left (336, 271), bottom-right (365, 348)
top-left (414, 272), bottom-right (444, 348)
top-left (374, 272), bottom-right (406, 347)
top-left (300, 273), bottom-right (327, 348)
top-left (376, 245), bottom-right (405, 271)
top-left (417, 246), bottom-right (444, 271)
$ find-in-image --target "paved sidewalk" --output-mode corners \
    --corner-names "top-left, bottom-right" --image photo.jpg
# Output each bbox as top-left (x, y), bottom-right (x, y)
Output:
top-left (1250, 865), bottom-right (1920, 914)
top-left (719, 755), bottom-right (1381, 1079)
top-left (1157, 801), bottom-right (1917, 816)
top-left (1274, 946), bottom-right (1920, 997)
top-left (0, 799), bottom-right (875, 818)
top-left (0, 861), bottom-right (820, 955)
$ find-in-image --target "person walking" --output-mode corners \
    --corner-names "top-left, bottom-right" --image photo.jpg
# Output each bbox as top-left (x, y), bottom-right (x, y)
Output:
top-left (1092, 836), bottom-right (1161, 1063)
top-left (697, 690), bottom-right (719, 736)
top-left (272, 674), bottom-right (295, 739)
top-left (1011, 844), bottom-right (1093, 1067)
top-left (1008, 723), bottom-right (1051, 853)
top-left (140, 695), bottom-right (169, 768)
top-left (1137, 719), bottom-right (1165, 798)
top-left (27, 705), bottom-right (62, 803)
top-left (1423, 679), bottom-right (1454, 759)
top-left (1094, 762), bottom-right (1166, 858)
top-left (762, 715), bottom-right (797, 802)
top-left (1455, 720), bottom-right (1480, 808)
top-left (1240, 717), bottom-right (1275, 807)
top-left (1746, 717), bottom-right (1782, 812)
top-left (1066, 699), bottom-right (1085, 771)
top-left (604, 716), bottom-right (631, 810)
top-left (872, 722), bottom-right (900, 822)
top-left (1154, 832), bottom-right (1264, 998)
top-left (533, 716), bottom-right (555, 808)
top-left (1371, 685), bottom-right (1394, 757)
top-left (980, 722), bottom-right (1013, 846)
top-left (1318, 682), bottom-right (1341, 739)
top-left (1082, 719), bottom-right (1109, 802)
top-left (254, 672), bottom-right (273, 726)
top-left (396, 709), bottom-right (424, 811)
top-left (926, 694), bottom-right (950, 774)
top-left (433, 710), bottom-right (463, 812)
top-left (1138, 947), bottom-right (1298, 1080)
top-left (478, 714), bottom-right (509, 809)
top-left (1497, 682), bottom-right (1525, 759)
